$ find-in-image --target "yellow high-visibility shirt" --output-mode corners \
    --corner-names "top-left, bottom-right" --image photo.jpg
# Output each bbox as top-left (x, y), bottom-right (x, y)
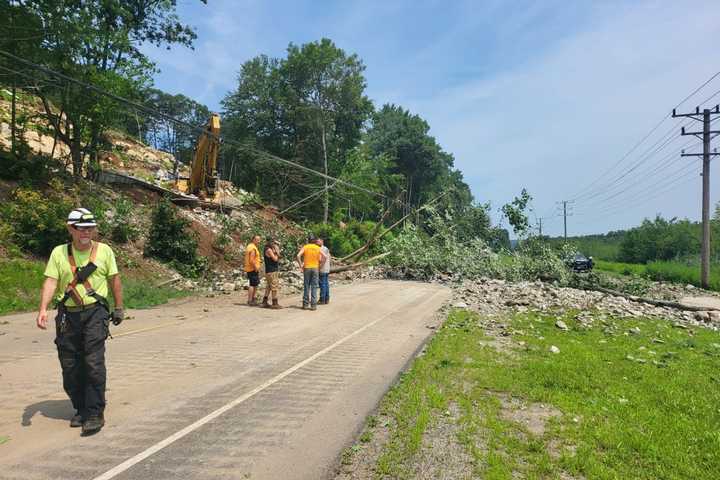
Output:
top-left (44, 242), bottom-right (118, 307)
top-left (244, 243), bottom-right (261, 272)
top-left (301, 244), bottom-right (322, 269)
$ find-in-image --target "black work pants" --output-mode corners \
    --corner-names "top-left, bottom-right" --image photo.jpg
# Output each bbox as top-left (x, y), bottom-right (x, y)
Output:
top-left (54, 304), bottom-right (109, 418)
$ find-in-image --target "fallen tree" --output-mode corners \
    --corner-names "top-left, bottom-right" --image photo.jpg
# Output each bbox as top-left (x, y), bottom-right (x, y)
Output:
top-left (339, 191), bottom-right (451, 264)
top-left (581, 285), bottom-right (720, 312)
top-left (330, 252), bottom-right (391, 274)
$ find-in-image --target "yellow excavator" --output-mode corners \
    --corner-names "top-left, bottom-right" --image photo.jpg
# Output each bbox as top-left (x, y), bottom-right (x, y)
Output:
top-left (176, 114), bottom-right (221, 199)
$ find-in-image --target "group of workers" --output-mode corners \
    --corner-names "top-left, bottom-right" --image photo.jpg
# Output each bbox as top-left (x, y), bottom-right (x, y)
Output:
top-left (34, 207), bottom-right (334, 436)
top-left (243, 234), bottom-right (331, 310)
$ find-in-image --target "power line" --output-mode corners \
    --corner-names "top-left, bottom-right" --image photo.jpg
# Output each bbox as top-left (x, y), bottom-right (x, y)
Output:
top-left (0, 48), bottom-right (394, 203)
top-left (570, 114), bottom-right (720, 214)
top-left (573, 138), bottom-right (698, 209)
top-left (574, 160), bottom-right (700, 217)
top-left (573, 169), bottom-right (699, 224)
top-left (567, 71), bottom-right (720, 202)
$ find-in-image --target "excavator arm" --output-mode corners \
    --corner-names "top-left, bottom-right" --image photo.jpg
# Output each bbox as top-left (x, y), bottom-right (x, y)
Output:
top-left (188, 114), bottom-right (221, 197)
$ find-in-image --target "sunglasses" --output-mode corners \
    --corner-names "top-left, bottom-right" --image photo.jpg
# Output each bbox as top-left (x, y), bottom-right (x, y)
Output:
top-left (72, 225), bottom-right (96, 232)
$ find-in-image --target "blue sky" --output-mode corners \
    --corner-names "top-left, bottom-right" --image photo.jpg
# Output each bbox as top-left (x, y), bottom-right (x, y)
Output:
top-left (144, 0), bottom-right (720, 237)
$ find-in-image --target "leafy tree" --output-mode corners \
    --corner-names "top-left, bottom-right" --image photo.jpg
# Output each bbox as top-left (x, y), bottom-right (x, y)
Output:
top-left (337, 144), bottom-right (404, 220)
top-left (618, 216), bottom-right (700, 263)
top-left (365, 104), bottom-right (454, 210)
top-left (140, 89), bottom-right (211, 176)
top-left (501, 188), bottom-right (533, 237)
top-left (0, 0), bottom-right (203, 177)
top-left (282, 39), bottom-right (374, 222)
top-left (222, 39), bottom-right (373, 221)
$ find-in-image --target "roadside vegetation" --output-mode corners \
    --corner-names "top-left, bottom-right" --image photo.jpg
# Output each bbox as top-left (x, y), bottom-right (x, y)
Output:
top-left (0, 256), bottom-right (191, 316)
top-left (596, 259), bottom-right (720, 292)
top-left (343, 309), bottom-right (720, 479)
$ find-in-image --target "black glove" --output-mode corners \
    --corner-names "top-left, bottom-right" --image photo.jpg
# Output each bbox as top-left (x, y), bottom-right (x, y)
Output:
top-left (111, 308), bottom-right (124, 326)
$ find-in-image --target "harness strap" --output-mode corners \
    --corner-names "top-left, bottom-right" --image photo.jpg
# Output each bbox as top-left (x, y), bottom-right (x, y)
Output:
top-left (65, 242), bottom-right (98, 306)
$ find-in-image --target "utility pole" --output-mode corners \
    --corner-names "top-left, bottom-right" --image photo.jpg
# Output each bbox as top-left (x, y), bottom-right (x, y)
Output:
top-left (537, 217), bottom-right (543, 236)
top-left (557, 201), bottom-right (573, 241)
top-left (673, 105), bottom-right (720, 289)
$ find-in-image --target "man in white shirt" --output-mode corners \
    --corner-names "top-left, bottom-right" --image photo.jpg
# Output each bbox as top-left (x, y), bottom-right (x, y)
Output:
top-left (318, 238), bottom-right (331, 305)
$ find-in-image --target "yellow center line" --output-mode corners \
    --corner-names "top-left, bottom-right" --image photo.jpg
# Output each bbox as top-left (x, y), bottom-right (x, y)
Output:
top-left (111, 321), bottom-right (186, 338)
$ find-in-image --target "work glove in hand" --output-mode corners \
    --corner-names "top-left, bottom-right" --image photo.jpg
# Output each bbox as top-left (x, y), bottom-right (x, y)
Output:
top-left (111, 308), bottom-right (124, 326)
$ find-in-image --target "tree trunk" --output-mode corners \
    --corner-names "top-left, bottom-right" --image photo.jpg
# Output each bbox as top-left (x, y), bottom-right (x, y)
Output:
top-left (10, 83), bottom-right (16, 156)
top-left (321, 120), bottom-right (329, 224)
top-left (71, 139), bottom-right (84, 177)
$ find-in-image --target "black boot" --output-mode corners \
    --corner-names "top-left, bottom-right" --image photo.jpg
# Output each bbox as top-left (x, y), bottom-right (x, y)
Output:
top-left (262, 296), bottom-right (270, 308)
top-left (70, 412), bottom-right (83, 428)
top-left (82, 414), bottom-right (105, 435)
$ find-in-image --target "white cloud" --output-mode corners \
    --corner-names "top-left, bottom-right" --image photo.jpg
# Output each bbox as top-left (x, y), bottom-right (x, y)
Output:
top-left (395, 0), bottom-right (720, 235)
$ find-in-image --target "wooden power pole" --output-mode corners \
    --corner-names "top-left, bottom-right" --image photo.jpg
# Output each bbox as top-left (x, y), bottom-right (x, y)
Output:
top-left (673, 105), bottom-right (720, 289)
top-left (557, 201), bottom-right (573, 241)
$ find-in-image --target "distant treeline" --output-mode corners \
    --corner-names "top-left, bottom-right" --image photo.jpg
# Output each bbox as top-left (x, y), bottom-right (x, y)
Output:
top-left (548, 209), bottom-right (720, 264)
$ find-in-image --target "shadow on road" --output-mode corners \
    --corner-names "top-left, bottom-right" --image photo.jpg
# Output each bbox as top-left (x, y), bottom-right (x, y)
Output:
top-left (22, 400), bottom-right (73, 426)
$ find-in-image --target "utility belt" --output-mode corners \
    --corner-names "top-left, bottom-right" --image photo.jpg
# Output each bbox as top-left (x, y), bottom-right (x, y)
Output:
top-left (63, 301), bottom-right (102, 313)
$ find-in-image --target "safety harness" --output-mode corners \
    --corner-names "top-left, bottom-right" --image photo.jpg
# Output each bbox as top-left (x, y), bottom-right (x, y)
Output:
top-left (59, 241), bottom-right (108, 309)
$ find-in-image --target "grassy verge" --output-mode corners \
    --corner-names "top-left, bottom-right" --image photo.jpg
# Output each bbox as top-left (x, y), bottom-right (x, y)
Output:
top-left (0, 258), bottom-right (46, 315)
top-left (359, 309), bottom-right (720, 479)
top-left (595, 259), bottom-right (647, 276)
top-left (0, 258), bottom-right (191, 316)
top-left (596, 259), bottom-right (720, 291)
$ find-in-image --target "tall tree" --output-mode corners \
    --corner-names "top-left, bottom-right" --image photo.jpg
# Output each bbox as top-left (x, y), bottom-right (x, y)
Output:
top-left (0, 0), bottom-right (202, 177)
top-left (365, 104), bottom-right (455, 212)
top-left (222, 39), bottom-right (373, 220)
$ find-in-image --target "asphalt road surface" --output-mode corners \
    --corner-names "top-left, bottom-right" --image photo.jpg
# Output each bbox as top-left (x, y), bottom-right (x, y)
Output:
top-left (0, 280), bottom-right (450, 480)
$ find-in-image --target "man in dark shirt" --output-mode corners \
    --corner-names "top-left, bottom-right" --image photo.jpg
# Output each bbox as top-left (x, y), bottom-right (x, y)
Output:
top-left (262, 238), bottom-right (282, 309)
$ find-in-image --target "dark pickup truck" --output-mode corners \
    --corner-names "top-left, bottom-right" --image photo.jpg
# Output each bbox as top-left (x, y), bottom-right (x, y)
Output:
top-left (568, 253), bottom-right (594, 272)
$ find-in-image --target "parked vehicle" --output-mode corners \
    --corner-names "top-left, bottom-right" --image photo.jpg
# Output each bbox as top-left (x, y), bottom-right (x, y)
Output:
top-left (568, 253), bottom-right (594, 272)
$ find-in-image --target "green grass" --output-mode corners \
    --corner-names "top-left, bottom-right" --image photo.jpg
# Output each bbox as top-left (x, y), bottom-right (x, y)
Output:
top-left (0, 258), bottom-right (45, 315)
top-left (122, 277), bottom-right (191, 309)
top-left (369, 309), bottom-right (720, 479)
top-left (0, 258), bottom-right (192, 316)
top-left (595, 259), bottom-right (647, 277)
top-left (596, 259), bottom-right (720, 291)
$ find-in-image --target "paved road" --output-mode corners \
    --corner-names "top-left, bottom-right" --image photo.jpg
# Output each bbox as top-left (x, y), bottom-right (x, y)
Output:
top-left (679, 295), bottom-right (720, 310)
top-left (0, 280), bottom-right (450, 480)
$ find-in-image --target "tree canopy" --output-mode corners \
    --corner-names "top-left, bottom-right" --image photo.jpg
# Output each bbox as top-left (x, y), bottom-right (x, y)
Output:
top-left (1, 0), bottom-right (203, 177)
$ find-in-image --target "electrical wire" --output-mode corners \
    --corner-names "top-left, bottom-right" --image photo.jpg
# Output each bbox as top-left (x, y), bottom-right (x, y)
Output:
top-left (0, 48), bottom-right (396, 204)
top-left (567, 73), bottom-right (720, 202)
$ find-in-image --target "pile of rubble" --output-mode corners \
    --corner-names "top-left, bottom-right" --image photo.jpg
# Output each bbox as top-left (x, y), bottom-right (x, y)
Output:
top-left (452, 278), bottom-right (720, 331)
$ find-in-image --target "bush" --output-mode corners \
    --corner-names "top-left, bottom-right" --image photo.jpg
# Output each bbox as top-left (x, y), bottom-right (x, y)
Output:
top-left (145, 198), bottom-right (207, 277)
top-left (109, 198), bottom-right (140, 243)
top-left (308, 220), bottom-right (390, 258)
top-left (213, 214), bottom-right (239, 252)
top-left (0, 142), bottom-right (62, 186)
top-left (0, 184), bottom-right (73, 256)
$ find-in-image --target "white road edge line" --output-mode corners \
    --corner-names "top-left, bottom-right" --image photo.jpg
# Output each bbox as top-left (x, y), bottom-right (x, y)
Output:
top-left (92, 308), bottom-right (397, 480)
